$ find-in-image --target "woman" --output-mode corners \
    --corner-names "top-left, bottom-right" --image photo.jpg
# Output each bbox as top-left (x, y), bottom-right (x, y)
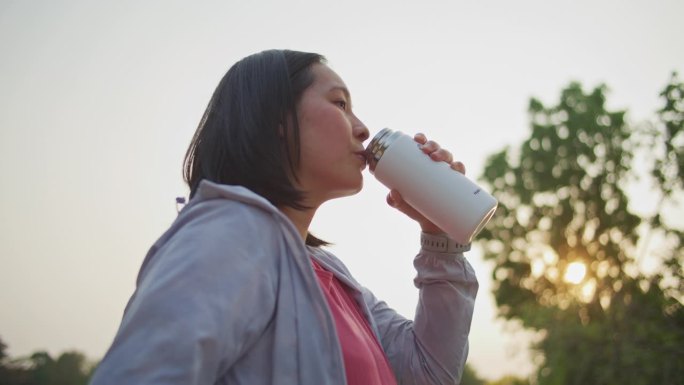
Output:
top-left (90, 49), bottom-right (478, 385)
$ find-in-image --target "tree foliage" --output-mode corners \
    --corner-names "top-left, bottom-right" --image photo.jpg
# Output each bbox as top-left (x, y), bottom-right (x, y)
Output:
top-left (459, 364), bottom-right (529, 385)
top-left (460, 364), bottom-right (487, 385)
top-left (478, 74), bottom-right (684, 385)
top-left (0, 336), bottom-right (95, 385)
top-left (486, 375), bottom-right (530, 385)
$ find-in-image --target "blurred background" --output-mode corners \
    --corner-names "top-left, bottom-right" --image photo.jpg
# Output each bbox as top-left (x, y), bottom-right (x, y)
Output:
top-left (1, 1), bottom-right (682, 384)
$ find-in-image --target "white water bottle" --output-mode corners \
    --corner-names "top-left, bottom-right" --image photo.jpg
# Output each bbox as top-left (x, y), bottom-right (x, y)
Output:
top-left (366, 128), bottom-right (498, 244)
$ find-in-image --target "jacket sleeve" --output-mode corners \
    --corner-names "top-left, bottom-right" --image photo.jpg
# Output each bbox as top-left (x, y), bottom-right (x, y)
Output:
top-left (89, 201), bottom-right (281, 385)
top-left (362, 248), bottom-right (479, 385)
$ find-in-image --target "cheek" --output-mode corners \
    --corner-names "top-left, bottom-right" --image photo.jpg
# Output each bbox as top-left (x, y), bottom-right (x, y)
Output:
top-left (301, 112), bottom-right (346, 145)
top-left (302, 133), bottom-right (336, 163)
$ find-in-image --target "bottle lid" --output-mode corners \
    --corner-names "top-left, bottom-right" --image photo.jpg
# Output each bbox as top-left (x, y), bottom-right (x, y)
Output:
top-left (365, 128), bottom-right (401, 173)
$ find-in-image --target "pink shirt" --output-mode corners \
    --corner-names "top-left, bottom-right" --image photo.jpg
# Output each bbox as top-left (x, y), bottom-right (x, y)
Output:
top-left (311, 258), bottom-right (398, 385)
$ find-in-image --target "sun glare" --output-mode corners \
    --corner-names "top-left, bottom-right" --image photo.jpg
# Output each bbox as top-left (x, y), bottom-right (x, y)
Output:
top-left (564, 262), bottom-right (587, 284)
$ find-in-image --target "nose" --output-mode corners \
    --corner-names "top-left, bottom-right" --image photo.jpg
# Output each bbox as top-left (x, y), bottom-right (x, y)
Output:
top-left (353, 115), bottom-right (370, 142)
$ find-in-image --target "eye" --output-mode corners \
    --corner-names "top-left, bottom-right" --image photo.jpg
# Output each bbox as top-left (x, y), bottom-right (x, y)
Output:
top-left (334, 100), bottom-right (348, 110)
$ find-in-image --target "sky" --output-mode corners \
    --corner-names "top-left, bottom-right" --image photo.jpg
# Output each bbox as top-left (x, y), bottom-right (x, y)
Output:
top-left (1, 0), bottom-right (683, 381)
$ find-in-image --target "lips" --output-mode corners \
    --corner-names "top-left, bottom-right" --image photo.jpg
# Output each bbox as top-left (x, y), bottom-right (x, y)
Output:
top-left (354, 150), bottom-right (368, 168)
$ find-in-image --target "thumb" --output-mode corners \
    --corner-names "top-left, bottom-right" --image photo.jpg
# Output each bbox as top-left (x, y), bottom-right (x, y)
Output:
top-left (386, 190), bottom-right (423, 222)
top-left (386, 189), bottom-right (442, 233)
top-left (386, 189), bottom-right (402, 208)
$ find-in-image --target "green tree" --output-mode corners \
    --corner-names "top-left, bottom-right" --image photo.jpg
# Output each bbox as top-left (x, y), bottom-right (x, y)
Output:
top-left (0, 338), bottom-right (7, 362)
top-left (0, 336), bottom-right (9, 384)
top-left (486, 375), bottom-right (530, 385)
top-left (479, 74), bottom-right (684, 385)
top-left (0, 338), bottom-right (95, 385)
top-left (0, 336), bottom-right (31, 385)
top-left (27, 351), bottom-right (92, 385)
top-left (460, 364), bottom-right (487, 385)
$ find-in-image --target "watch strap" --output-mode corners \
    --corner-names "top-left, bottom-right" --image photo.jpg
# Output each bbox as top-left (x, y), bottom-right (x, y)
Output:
top-left (420, 232), bottom-right (471, 253)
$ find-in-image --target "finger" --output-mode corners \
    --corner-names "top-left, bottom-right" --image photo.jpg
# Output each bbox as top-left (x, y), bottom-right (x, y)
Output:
top-left (386, 190), bottom-right (398, 207)
top-left (413, 132), bottom-right (428, 145)
top-left (429, 148), bottom-right (454, 163)
top-left (420, 140), bottom-right (440, 154)
top-left (387, 190), bottom-right (407, 210)
top-left (451, 160), bottom-right (466, 174)
top-left (386, 189), bottom-right (407, 210)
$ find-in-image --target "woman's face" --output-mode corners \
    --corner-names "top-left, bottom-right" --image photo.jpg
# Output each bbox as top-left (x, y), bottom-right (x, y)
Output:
top-left (294, 64), bottom-right (370, 205)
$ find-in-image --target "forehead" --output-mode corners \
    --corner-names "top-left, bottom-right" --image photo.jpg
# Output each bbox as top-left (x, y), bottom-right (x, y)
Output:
top-left (309, 64), bottom-right (347, 91)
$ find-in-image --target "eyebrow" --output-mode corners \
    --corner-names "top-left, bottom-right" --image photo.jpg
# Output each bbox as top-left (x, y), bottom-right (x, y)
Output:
top-left (330, 86), bottom-right (352, 104)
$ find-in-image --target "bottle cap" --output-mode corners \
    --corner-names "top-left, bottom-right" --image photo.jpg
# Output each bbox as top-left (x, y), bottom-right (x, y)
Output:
top-left (365, 128), bottom-right (401, 173)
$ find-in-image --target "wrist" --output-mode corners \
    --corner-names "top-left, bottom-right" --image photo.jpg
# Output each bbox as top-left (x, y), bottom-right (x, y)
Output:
top-left (419, 222), bottom-right (443, 234)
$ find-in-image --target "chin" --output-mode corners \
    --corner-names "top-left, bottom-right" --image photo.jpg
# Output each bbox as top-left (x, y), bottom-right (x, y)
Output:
top-left (327, 180), bottom-right (364, 201)
top-left (348, 176), bottom-right (364, 195)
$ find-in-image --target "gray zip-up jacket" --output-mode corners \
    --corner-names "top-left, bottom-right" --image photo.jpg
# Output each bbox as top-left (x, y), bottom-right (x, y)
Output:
top-left (90, 180), bottom-right (478, 385)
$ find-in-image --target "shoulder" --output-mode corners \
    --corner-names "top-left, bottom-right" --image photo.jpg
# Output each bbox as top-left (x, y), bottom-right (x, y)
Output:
top-left (166, 200), bottom-right (281, 260)
top-left (173, 181), bottom-right (295, 252)
top-left (138, 182), bottom-right (295, 283)
top-left (183, 195), bottom-right (281, 238)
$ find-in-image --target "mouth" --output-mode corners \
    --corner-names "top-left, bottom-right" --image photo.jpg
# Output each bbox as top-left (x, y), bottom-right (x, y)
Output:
top-left (354, 150), bottom-right (368, 168)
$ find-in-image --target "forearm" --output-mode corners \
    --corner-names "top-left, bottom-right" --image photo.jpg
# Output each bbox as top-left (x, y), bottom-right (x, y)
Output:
top-left (372, 233), bottom-right (479, 385)
top-left (412, 247), bottom-right (478, 381)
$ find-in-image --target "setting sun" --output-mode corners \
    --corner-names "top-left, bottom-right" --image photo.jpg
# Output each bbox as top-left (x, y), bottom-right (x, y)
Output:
top-left (564, 262), bottom-right (587, 284)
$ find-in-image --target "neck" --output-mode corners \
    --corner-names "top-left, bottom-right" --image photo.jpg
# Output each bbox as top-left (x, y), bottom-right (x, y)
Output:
top-left (279, 205), bottom-right (317, 243)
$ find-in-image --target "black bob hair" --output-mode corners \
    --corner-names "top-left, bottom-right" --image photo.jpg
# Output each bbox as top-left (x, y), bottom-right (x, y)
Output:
top-left (182, 49), bottom-right (328, 246)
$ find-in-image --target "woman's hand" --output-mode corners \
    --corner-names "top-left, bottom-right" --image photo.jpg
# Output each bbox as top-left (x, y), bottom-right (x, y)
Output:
top-left (385, 133), bottom-right (466, 234)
